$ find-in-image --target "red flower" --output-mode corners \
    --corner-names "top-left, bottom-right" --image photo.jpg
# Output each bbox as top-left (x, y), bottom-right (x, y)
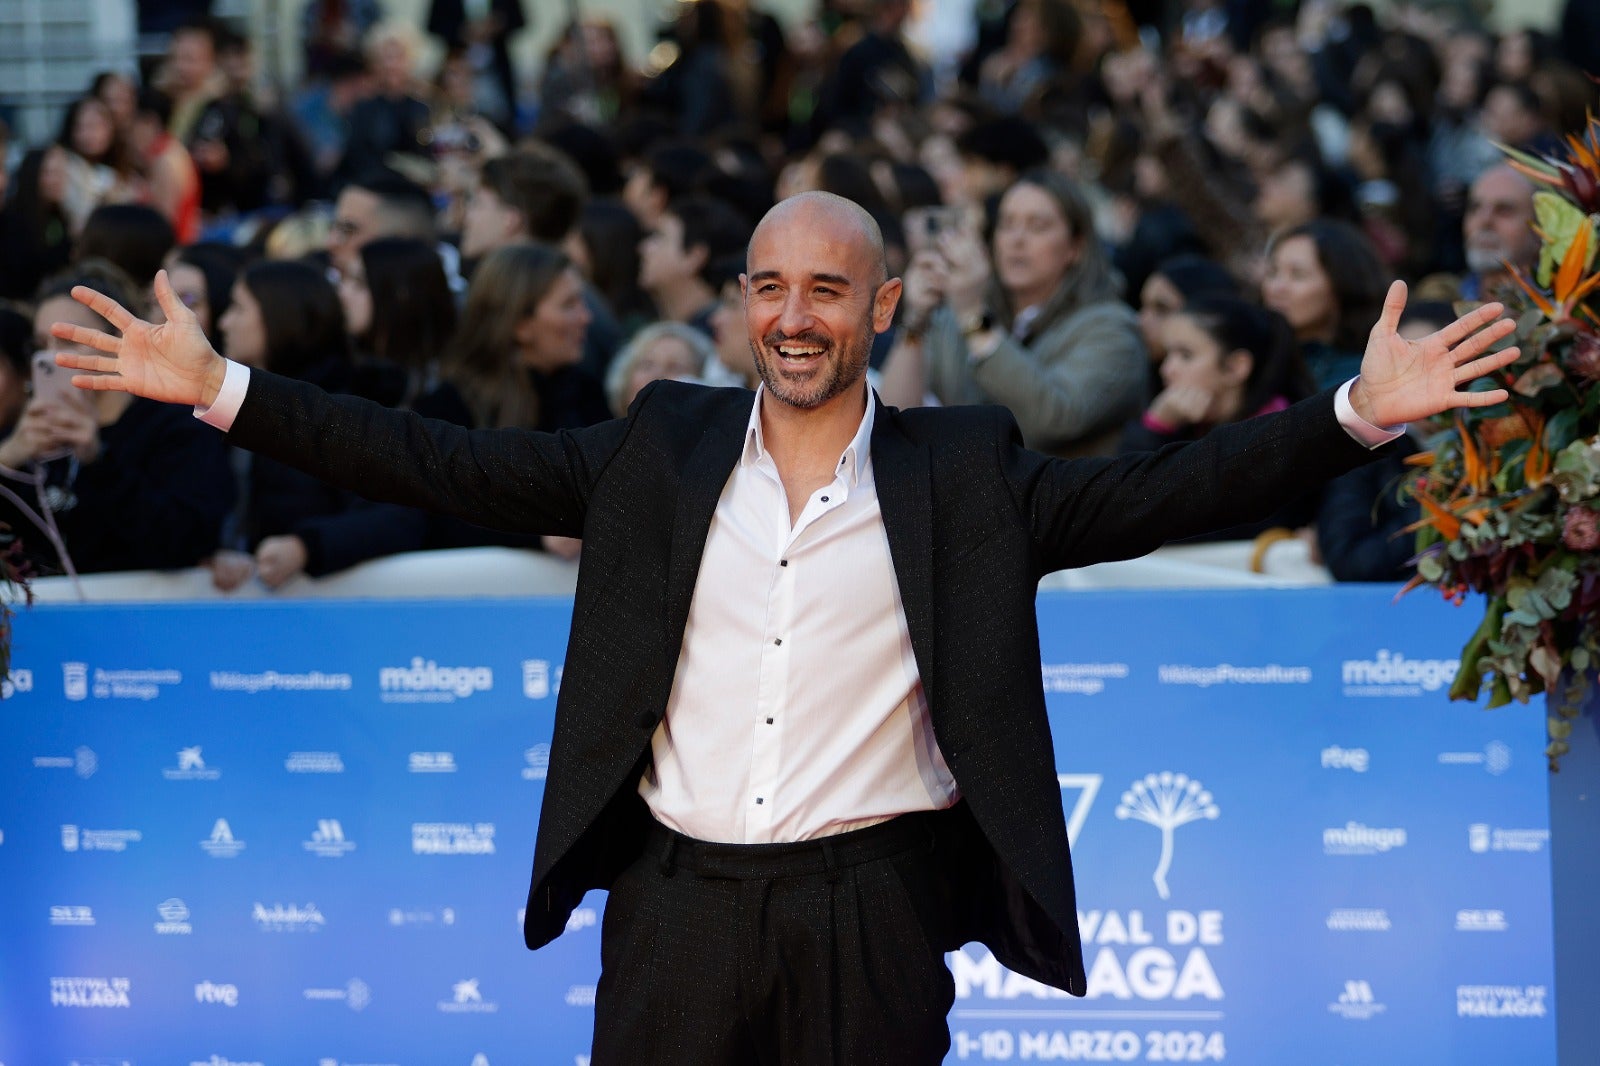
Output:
top-left (1567, 331), bottom-right (1600, 382)
top-left (1563, 507), bottom-right (1600, 551)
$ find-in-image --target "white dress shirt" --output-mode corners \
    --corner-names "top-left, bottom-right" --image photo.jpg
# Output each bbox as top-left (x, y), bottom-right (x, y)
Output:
top-left (197, 364), bottom-right (1400, 844)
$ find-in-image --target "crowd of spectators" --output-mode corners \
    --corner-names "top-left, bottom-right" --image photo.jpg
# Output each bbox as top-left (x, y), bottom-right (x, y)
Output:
top-left (0, 0), bottom-right (1593, 589)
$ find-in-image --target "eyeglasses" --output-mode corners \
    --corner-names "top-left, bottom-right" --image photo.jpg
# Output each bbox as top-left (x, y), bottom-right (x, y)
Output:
top-left (176, 291), bottom-right (205, 308)
top-left (330, 219), bottom-right (362, 238)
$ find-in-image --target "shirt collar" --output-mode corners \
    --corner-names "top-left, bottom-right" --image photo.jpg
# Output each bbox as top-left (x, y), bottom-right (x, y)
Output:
top-left (742, 378), bottom-right (876, 487)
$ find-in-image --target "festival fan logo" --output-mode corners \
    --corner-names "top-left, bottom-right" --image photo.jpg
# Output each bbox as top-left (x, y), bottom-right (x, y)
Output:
top-left (1114, 772), bottom-right (1219, 899)
top-left (302, 978), bottom-right (370, 1011)
top-left (522, 659), bottom-right (550, 699)
top-left (32, 746), bottom-right (97, 779)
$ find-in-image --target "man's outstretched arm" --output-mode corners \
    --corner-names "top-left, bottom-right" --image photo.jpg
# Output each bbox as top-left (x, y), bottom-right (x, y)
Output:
top-left (53, 270), bottom-right (626, 535)
top-left (1014, 282), bottom-right (1519, 571)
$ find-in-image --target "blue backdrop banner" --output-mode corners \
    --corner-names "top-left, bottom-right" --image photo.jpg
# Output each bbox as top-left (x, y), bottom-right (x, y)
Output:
top-left (0, 587), bottom-right (1556, 1066)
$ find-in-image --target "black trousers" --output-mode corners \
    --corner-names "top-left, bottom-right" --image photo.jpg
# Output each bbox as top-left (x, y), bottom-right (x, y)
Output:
top-left (591, 810), bottom-right (960, 1065)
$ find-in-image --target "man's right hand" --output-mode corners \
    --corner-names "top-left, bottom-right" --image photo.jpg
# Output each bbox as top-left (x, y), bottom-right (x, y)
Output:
top-left (52, 269), bottom-right (228, 409)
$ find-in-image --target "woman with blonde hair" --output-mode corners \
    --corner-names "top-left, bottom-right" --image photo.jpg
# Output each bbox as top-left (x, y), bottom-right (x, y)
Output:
top-left (603, 321), bottom-right (713, 417)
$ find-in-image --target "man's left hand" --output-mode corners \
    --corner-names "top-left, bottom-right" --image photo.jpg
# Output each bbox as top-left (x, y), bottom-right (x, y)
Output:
top-left (1348, 280), bottom-right (1519, 427)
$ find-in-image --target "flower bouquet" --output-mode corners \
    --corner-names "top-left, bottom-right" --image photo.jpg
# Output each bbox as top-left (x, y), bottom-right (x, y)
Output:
top-left (1403, 116), bottom-right (1600, 769)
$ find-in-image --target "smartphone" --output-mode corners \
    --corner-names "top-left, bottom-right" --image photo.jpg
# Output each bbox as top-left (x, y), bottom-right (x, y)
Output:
top-left (30, 350), bottom-right (81, 410)
top-left (905, 206), bottom-right (961, 254)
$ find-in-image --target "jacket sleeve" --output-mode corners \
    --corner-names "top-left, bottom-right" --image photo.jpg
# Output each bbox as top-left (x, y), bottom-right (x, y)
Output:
top-left (225, 369), bottom-right (636, 538)
top-left (1002, 386), bottom-right (1378, 574)
top-left (968, 303), bottom-right (1148, 453)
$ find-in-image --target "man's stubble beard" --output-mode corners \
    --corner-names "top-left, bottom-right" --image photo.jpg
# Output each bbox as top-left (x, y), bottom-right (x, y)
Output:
top-left (751, 322), bottom-right (875, 411)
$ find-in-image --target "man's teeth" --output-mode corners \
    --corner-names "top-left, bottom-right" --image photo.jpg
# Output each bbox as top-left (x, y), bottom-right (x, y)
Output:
top-left (777, 344), bottom-right (825, 357)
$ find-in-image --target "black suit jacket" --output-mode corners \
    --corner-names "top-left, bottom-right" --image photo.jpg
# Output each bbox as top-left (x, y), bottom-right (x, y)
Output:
top-left (228, 373), bottom-right (1375, 995)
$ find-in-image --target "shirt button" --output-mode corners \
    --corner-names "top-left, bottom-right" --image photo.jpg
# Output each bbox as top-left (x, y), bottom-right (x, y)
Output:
top-left (755, 797), bottom-right (764, 805)
top-left (765, 718), bottom-right (774, 725)
top-left (820, 496), bottom-right (829, 502)
top-left (780, 559), bottom-right (788, 567)
top-left (774, 638), bottom-right (782, 646)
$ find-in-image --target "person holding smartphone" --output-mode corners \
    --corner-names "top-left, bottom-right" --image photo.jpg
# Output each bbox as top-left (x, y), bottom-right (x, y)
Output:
top-left (881, 169), bottom-right (1148, 458)
top-left (0, 261), bottom-right (232, 575)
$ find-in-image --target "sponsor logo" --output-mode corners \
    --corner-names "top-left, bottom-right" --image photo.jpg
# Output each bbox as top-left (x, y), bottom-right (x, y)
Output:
top-left (1321, 745), bottom-right (1369, 772)
top-left (1457, 984), bottom-right (1547, 1017)
top-left (1157, 663), bottom-right (1312, 687)
top-left (379, 658), bottom-right (493, 703)
top-left (303, 978), bottom-right (370, 1011)
top-left (51, 976), bottom-right (131, 1007)
top-left (64, 665), bottom-right (182, 701)
top-left (191, 1058), bottom-right (263, 1066)
top-left (1342, 650), bottom-right (1458, 696)
top-left (1330, 979), bottom-right (1386, 1020)
top-left (565, 908), bottom-right (597, 933)
top-left (522, 744), bottom-right (550, 781)
top-left (522, 659), bottom-right (551, 699)
top-left (49, 905), bottom-right (95, 927)
top-left (201, 819), bottom-right (246, 858)
top-left (61, 825), bottom-right (142, 852)
top-left (33, 746), bottom-right (97, 778)
top-left (1326, 908), bottom-right (1391, 932)
top-left (253, 902), bottom-right (325, 932)
top-left (565, 985), bottom-right (597, 1006)
top-left (156, 898), bottom-right (192, 935)
top-left (1115, 772), bottom-right (1218, 899)
top-left (1469, 824), bottom-right (1549, 853)
top-left (317, 1061), bottom-right (401, 1066)
top-left (64, 662), bottom-right (88, 700)
top-left (1, 666), bottom-right (33, 698)
top-left (303, 819), bottom-right (357, 858)
top-left (1040, 662), bottom-right (1129, 695)
top-left (412, 822), bottom-right (495, 855)
top-left (1323, 822), bottom-right (1407, 855)
top-left (194, 980), bottom-right (239, 1006)
top-left (1457, 909), bottom-right (1509, 932)
top-left (210, 670), bottom-right (352, 693)
top-left (439, 978), bottom-right (498, 1013)
top-left (388, 906), bottom-right (457, 927)
top-left (286, 751), bottom-right (345, 773)
top-left (164, 746), bottom-right (221, 781)
top-left (1440, 742), bottom-right (1513, 776)
top-left (409, 751), bottom-right (457, 773)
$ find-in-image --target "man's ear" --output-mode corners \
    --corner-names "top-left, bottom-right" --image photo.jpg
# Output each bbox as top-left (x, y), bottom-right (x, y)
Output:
top-left (873, 278), bottom-right (903, 334)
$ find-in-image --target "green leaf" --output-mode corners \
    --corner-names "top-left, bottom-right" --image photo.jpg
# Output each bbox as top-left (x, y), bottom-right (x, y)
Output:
top-left (1549, 716), bottom-right (1574, 740)
top-left (1417, 554), bottom-right (1445, 582)
top-left (1534, 191), bottom-right (1594, 288)
top-left (1572, 646), bottom-right (1591, 671)
top-left (1545, 407), bottom-right (1580, 454)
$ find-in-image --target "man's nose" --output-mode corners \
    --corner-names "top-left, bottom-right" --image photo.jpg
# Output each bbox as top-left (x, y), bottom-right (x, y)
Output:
top-left (775, 291), bottom-right (815, 335)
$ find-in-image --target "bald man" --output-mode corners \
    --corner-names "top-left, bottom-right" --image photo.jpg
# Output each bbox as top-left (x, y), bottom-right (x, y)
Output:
top-left (55, 192), bottom-right (1519, 1064)
top-left (1461, 163), bottom-right (1540, 301)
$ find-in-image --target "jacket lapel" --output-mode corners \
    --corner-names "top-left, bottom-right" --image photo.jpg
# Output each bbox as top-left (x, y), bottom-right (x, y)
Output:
top-left (664, 400), bottom-right (747, 645)
top-left (871, 400), bottom-right (936, 708)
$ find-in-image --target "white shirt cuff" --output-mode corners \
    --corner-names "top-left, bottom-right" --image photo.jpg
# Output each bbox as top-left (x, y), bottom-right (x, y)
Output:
top-left (1333, 378), bottom-right (1403, 449)
top-left (193, 360), bottom-right (251, 431)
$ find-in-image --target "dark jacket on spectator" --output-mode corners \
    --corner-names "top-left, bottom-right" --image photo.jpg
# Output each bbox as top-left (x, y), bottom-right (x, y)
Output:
top-left (1315, 436), bottom-right (1419, 582)
top-left (0, 398), bottom-right (233, 575)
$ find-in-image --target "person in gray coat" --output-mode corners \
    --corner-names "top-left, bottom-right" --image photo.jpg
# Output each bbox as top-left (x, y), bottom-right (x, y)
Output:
top-left (880, 168), bottom-right (1147, 457)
